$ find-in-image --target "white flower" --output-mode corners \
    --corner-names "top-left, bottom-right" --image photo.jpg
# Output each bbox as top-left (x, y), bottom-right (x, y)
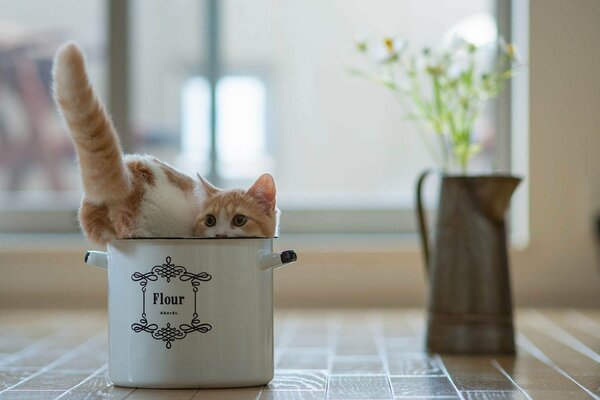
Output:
top-left (448, 35), bottom-right (469, 52)
top-left (372, 37), bottom-right (406, 63)
top-left (445, 44), bottom-right (471, 79)
top-left (504, 43), bottom-right (520, 62)
top-left (354, 33), bottom-right (369, 53)
top-left (447, 62), bottom-right (467, 80)
top-left (498, 37), bottom-right (520, 62)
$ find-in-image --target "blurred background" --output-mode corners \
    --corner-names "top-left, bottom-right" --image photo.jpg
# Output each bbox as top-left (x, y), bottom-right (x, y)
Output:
top-left (0, 0), bottom-right (599, 309)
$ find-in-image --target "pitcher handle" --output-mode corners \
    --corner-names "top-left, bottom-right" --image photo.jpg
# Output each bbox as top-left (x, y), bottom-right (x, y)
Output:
top-left (416, 169), bottom-right (435, 278)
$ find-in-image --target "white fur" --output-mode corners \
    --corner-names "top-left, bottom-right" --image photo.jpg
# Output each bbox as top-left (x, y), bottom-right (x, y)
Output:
top-left (125, 156), bottom-right (202, 237)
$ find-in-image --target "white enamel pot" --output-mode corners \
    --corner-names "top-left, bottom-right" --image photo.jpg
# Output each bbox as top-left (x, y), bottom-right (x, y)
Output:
top-left (84, 238), bottom-right (297, 389)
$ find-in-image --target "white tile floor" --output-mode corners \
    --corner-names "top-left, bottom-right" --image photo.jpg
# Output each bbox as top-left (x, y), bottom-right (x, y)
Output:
top-left (0, 309), bottom-right (598, 399)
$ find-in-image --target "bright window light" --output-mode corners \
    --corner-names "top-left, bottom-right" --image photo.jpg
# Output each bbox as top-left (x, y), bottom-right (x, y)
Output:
top-left (180, 77), bottom-right (210, 176)
top-left (444, 13), bottom-right (497, 47)
top-left (180, 75), bottom-right (270, 180)
top-left (217, 76), bottom-right (270, 180)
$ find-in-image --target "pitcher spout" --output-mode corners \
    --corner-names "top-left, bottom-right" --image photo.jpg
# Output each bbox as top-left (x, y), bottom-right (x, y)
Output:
top-left (471, 175), bottom-right (522, 222)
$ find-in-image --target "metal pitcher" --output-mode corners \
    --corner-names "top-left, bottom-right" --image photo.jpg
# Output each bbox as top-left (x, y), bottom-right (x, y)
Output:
top-left (416, 171), bottom-right (521, 354)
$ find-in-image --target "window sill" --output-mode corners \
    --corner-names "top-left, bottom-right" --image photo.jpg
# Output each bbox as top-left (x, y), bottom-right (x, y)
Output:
top-left (276, 232), bottom-right (420, 253)
top-left (0, 233), bottom-right (89, 253)
top-left (0, 232), bottom-right (420, 254)
top-left (0, 231), bottom-right (529, 255)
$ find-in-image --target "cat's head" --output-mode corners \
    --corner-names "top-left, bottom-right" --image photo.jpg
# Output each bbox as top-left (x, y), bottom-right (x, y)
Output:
top-left (193, 173), bottom-right (279, 238)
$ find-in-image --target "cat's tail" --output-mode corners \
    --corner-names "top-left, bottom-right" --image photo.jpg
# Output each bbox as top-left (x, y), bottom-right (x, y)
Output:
top-left (53, 42), bottom-right (131, 204)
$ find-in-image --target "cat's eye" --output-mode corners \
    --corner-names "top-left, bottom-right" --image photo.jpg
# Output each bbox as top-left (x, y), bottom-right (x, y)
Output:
top-left (204, 215), bottom-right (216, 227)
top-left (232, 214), bottom-right (248, 227)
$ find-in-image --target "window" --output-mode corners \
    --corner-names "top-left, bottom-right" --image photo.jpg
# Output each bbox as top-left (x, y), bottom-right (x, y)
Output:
top-left (180, 75), bottom-right (271, 182)
top-left (0, 0), bottom-right (105, 232)
top-left (0, 0), bottom-right (510, 235)
top-left (216, 76), bottom-right (271, 181)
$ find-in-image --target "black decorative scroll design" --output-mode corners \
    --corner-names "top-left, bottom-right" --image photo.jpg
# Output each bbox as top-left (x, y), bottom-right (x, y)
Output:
top-left (151, 323), bottom-right (186, 348)
top-left (131, 256), bottom-right (212, 349)
top-left (151, 256), bottom-right (185, 282)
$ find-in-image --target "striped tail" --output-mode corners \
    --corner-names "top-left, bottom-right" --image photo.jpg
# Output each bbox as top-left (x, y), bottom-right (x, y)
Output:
top-left (53, 42), bottom-right (130, 204)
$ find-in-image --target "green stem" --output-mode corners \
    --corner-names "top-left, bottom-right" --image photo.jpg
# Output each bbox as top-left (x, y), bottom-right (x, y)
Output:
top-left (431, 75), bottom-right (450, 171)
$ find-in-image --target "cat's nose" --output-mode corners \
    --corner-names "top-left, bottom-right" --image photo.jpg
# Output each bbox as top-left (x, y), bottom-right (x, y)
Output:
top-left (215, 234), bottom-right (228, 238)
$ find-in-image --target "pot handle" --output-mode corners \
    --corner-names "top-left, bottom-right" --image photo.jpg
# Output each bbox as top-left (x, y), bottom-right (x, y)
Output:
top-left (84, 251), bottom-right (108, 270)
top-left (260, 250), bottom-right (297, 271)
top-left (416, 169), bottom-right (435, 279)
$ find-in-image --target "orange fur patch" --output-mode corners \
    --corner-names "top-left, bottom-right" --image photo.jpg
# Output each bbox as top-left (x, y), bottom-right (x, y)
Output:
top-left (153, 159), bottom-right (194, 193)
top-left (79, 200), bottom-right (116, 245)
top-left (127, 160), bottom-right (155, 186)
top-left (54, 42), bottom-right (130, 203)
top-left (112, 160), bottom-right (156, 238)
top-left (193, 189), bottom-right (277, 237)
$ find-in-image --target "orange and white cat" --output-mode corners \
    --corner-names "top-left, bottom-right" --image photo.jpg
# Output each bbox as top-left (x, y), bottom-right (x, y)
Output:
top-left (53, 42), bottom-right (278, 244)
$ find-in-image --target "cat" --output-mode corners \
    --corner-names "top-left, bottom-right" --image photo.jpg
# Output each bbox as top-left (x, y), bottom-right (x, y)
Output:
top-left (52, 42), bottom-right (279, 244)
top-left (192, 173), bottom-right (279, 238)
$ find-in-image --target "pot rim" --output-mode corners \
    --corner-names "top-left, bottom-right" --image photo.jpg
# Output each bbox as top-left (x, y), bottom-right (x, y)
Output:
top-left (113, 236), bottom-right (277, 241)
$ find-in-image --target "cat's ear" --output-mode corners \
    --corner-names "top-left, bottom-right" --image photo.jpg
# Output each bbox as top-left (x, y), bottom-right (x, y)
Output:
top-left (196, 173), bottom-right (221, 197)
top-left (247, 173), bottom-right (277, 211)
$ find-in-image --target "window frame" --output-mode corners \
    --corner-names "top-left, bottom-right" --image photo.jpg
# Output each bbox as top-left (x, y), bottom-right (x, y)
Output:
top-left (0, 0), bottom-right (515, 237)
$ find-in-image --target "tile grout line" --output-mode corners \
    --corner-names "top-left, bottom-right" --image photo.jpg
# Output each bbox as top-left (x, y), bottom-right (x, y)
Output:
top-left (490, 359), bottom-right (533, 400)
top-left (404, 310), bottom-right (425, 336)
top-left (256, 389), bottom-right (328, 392)
top-left (530, 309), bottom-right (600, 362)
top-left (568, 309), bottom-right (600, 339)
top-left (0, 326), bottom-right (77, 368)
top-left (53, 363), bottom-right (108, 400)
top-left (328, 373), bottom-right (406, 377)
top-left (5, 310), bottom-right (599, 398)
top-left (388, 374), bottom-right (449, 377)
top-left (122, 388), bottom-right (136, 399)
top-left (367, 311), bottom-right (393, 399)
top-left (323, 313), bottom-right (340, 399)
top-left (267, 313), bottom-right (333, 398)
top-left (328, 313), bottom-right (342, 371)
top-left (273, 312), bottom-right (297, 367)
top-left (517, 333), bottom-right (600, 400)
top-left (4, 390), bottom-right (64, 392)
top-left (326, 373), bottom-right (444, 379)
top-left (0, 332), bottom-right (106, 394)
top-left (434, 355), bottom-right (464, 400)
top-left (367, 312), bottom-right (389, 374)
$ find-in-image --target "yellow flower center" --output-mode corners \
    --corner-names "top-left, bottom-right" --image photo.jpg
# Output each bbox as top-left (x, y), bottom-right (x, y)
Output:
top-left (505, 43), bottom-right (516, 58)
top-left (384, 38), bottom-right (394, 53)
